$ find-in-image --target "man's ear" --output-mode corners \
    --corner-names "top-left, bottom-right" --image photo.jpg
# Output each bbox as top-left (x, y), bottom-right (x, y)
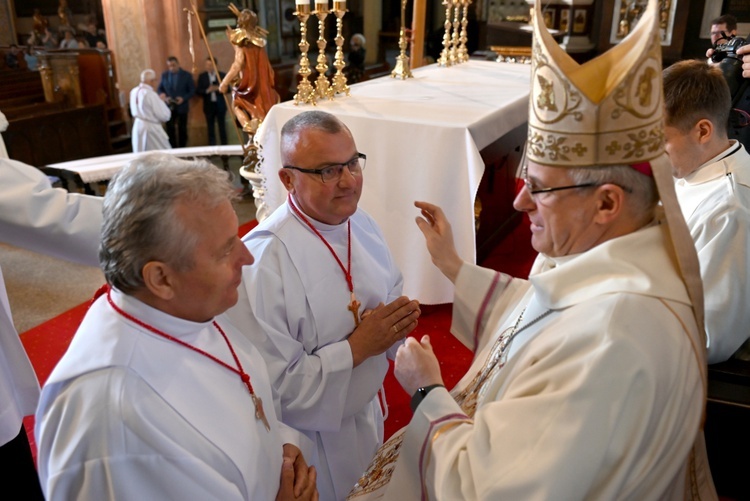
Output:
top-left (695, 118), bottom-right (714, 144)
top-left (142, 261), bottom-right (175, 300)
top-left (278, 168), bottom-right (294, 192)
top-left (593, 184), bottom-right (626, 225)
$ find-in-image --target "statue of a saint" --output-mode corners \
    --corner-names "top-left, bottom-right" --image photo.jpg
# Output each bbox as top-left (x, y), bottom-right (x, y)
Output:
top-left (219, 6), bottom-right (280, 136)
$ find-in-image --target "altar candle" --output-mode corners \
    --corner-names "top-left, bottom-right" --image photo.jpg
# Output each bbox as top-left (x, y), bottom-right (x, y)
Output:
top-left (315, 0), bottom-right (329, 12)
top-left (296, 0), bottom-right (311, 14)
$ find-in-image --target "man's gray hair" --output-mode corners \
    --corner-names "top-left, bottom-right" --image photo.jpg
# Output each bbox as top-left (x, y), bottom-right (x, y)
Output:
top-left (280, 111), bottom-right (351, 160)
top-left (568, 164), bottom-right (659, 221)
top-left (140, 69), bottom-right (155, 83)
top-left (100, 153), bottom-right (237, 293)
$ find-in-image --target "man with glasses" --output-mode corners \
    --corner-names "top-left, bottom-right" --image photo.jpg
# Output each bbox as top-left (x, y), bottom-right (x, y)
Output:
top-left (663, 59), bottom-right (750, 363)
top-left (348, 1), bottom-right (716, 499)
top-left (226, 110), bottom-right (421, 501)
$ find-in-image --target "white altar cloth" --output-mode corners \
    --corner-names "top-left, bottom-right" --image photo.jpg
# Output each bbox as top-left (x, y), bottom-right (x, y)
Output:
top-left (256, 60), bottom-right (531, 304)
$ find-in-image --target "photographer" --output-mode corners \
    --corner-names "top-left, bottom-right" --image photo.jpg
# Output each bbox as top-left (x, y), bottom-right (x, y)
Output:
top-left (706, 15), bottom-right (750, 150)
top-left (706, 14), bottom-right (738, 58)
top-left (157, 56), bottom-right (195, 148)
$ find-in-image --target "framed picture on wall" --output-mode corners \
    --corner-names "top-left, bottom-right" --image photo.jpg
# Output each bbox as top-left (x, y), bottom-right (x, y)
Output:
top-left (609, 0), bottom-right (677, 46)
top-left (542, 8), bottom-right (555, 30)
top-left (573, 9), bottom-right (586, 34)
top-left (560, 9), bottom-right (570, 34)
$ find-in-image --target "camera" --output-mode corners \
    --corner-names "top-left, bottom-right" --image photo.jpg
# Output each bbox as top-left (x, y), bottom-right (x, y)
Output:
top-left (711, 34), bottom-right (748, 98)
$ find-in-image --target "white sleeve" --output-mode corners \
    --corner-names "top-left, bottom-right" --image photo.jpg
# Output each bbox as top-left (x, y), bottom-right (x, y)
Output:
top-left (692, 197), bottom-right (750, 363)
top-left (0, 158), bottom-right (102, 266)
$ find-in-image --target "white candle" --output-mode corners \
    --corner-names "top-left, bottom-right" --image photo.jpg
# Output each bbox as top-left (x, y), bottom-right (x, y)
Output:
top-left (296, 0), bottom-right (309, 5)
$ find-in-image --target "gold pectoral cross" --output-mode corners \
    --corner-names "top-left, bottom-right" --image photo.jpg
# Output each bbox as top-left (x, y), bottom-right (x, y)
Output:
top-left (348, 291), bottom-right (361, 326)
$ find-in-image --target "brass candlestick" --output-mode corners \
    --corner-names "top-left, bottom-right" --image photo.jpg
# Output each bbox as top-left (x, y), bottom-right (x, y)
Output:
top-left (457, 0), bottom-right (471, 63)
top-left (449, 0), bottom-right (461, 64)
top-left (391, 0), bottom-right (413, 79)
top-left (330, 1), bottom-right (349, 96)
top-left (437, 0), bottom-right (453, 67)
top-left (294, 3), bottom-right (316, 105)
top-left (313, 2), bottom-right (331, 99)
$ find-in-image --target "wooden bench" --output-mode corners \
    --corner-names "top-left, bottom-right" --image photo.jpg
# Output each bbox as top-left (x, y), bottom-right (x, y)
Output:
top-left (705, 358), bottom-right (750, 499)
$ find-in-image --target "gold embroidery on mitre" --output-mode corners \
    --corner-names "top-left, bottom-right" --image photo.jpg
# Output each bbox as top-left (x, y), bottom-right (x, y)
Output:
top-left (536, 75), bottom-right (558, 112)
top-left (526, 0), bottom-right (665, 168)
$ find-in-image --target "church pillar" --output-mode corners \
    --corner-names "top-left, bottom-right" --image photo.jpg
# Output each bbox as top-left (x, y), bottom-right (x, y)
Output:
top-left (0, 0), bottom-right (16, 45)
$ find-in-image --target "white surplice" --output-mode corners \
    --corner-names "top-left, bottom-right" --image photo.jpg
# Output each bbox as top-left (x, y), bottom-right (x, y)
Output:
top-left (0, 158), bottom-right (102, 447)
top-left (129, 83), bottom-right (171, 153)
top-left (225, 200), bottom-right (404, 501)
top-left (350, 224), bottom-right (712, 500)
top-left (675, 140), bottom-right (750, 363)
top-left (36, 289), bottom-right (304, 500)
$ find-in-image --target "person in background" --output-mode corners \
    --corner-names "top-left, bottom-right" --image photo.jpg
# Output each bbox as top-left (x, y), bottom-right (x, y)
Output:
top-left (225, 110), bottom-right (420, 501)
top-left (196, 57), bottom-right (228, 146)
top-left (58, 29), bottom-right (78, 49)
top-left (345, 33), bottom-right (366, 84)
top-left (129, 69), bottom-right (171, 152)
top-left (35, 154), bottom-right (318, 500)
top-left (24, 45), bottom-right (39, 71)
top-left (158, 56), bottom-right (196, 148)
top-left (0, 157), bottom-right (103, 501)
top-left (708, 14), bottom-right (738, 51)
top-left (348, 1), bottom-right (716, 499)
top-left (40, 27), bottom-right (57, 49)
top-left (662, 59), bottom-right (750, 363)
top-left (5, 44), bottom-right (21, 70)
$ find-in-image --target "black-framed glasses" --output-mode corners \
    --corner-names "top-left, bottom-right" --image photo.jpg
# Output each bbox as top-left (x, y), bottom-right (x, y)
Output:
top-left (523, 178), bottom-right (598, 198)
top-left (521, 167), bottom-right (633, 201)
top-left (284, 153), bottom-right (367, 183)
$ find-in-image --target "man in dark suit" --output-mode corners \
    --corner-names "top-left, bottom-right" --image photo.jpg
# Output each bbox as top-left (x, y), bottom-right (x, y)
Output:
top-left (157, 56), bottom-right (195, 148)
top-left (196, 57), bottom-right (228, 146)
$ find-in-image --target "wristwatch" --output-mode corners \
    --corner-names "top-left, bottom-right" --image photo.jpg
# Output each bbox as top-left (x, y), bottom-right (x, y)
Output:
top-left (410, 384), bottom-right (445, 412)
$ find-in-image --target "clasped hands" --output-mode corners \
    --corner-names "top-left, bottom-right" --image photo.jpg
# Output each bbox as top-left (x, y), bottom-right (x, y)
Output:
top-left (276, 443), bottom-right (318, 501)
top-left (348, 296), bottom-right (421, 368)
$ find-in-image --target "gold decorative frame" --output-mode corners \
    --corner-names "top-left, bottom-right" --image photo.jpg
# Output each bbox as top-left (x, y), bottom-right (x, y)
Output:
top-left (609, 0), bottom-right (676, 45)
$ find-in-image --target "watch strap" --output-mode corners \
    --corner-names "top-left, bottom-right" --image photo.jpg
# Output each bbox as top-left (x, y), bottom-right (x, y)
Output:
top-left (410, 384), bottom-right (445, 412)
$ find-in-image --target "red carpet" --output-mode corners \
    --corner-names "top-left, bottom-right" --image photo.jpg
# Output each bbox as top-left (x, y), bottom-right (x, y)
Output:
top-left (21, 216), bottom-right (536, 458)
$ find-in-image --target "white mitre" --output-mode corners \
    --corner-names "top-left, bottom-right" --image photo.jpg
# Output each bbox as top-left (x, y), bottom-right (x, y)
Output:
top-left (527, 2), bottom-right (663, 167)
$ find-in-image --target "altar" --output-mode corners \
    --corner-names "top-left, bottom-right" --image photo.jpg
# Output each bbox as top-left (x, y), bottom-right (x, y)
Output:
top-left (255, 59), bottom-right (531, 304)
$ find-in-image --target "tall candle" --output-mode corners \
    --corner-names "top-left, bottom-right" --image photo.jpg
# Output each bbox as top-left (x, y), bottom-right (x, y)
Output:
top-left (296, 0), bottom-right (311, 14)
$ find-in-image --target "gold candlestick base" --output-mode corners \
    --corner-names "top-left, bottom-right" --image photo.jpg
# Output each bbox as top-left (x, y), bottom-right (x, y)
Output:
top-left (391, 0), bottom-right (413, 80)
